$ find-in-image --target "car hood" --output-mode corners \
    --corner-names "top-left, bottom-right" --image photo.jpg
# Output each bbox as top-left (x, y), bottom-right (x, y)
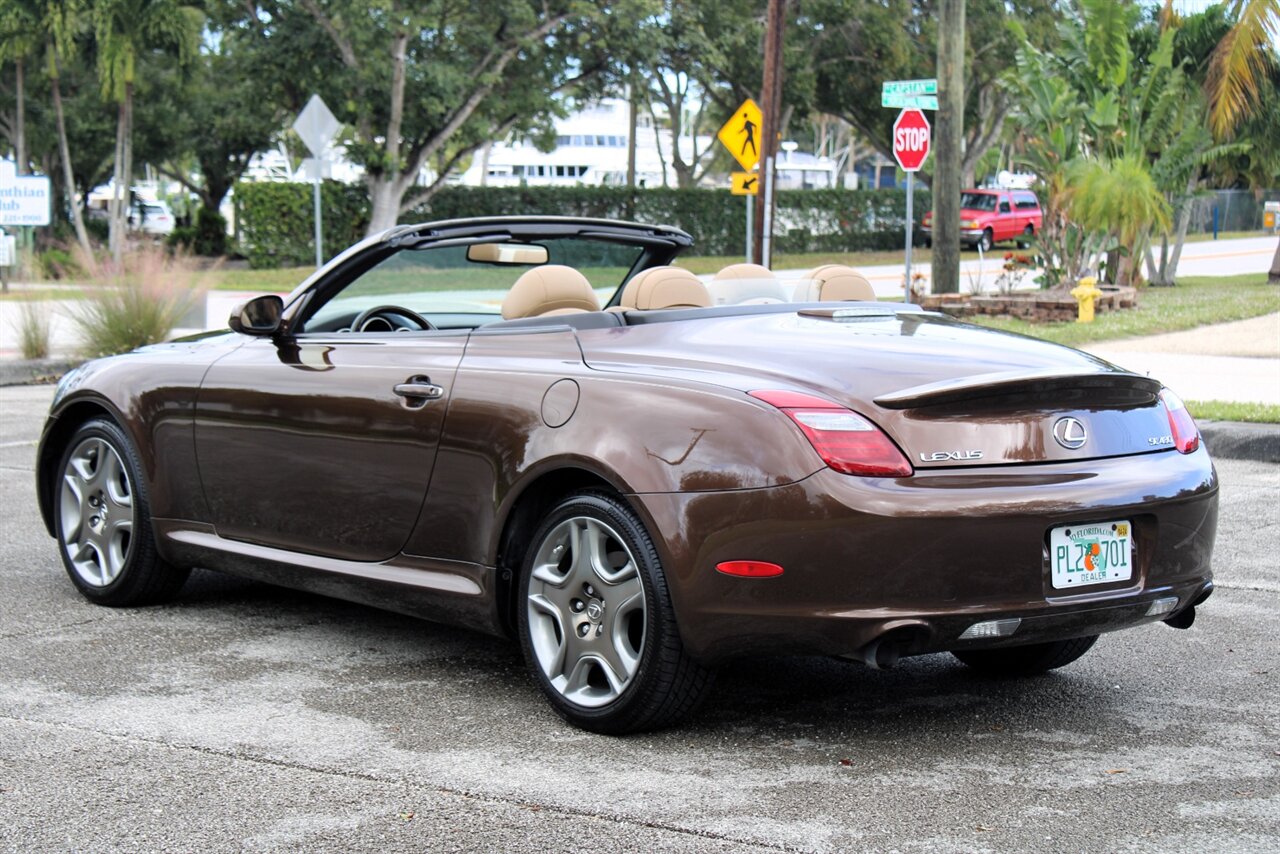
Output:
top-left (578, 309), bottom-right (1174, 468)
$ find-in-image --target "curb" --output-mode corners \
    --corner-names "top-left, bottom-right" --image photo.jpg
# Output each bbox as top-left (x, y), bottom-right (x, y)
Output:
top-left (1198, 421), bottom-right (1280, 464)
top-left (0, 358), bottom-right (81, 388)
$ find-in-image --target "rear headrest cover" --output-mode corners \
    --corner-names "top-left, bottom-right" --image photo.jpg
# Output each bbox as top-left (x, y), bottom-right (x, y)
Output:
top-left (795, 264), bottom-right (876, 302)
top-left (501, 265), bottom-right (600, 319)
top-left (713, 262), bottom-right (775, 280)
top-left (623, 267), bottom-right (712, 310)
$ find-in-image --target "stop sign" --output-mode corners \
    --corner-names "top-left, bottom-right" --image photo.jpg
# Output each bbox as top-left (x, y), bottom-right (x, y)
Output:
top-left (892, 109), bottom-right (931, 172)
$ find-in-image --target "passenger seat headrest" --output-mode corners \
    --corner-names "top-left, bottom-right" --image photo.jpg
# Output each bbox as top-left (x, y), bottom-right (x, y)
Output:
top-left (713, 263), bottom-right (776, 281)
top-left (501, 265), bottom-right (600, 319)
top-left (794, 264), bottom-right (876, 302)
top-left (620, 267), bottom-right (711, 310)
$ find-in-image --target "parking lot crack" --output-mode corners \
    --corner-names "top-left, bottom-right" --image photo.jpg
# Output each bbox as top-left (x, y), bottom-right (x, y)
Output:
top-left (0, 714), bottom-right (801, 853)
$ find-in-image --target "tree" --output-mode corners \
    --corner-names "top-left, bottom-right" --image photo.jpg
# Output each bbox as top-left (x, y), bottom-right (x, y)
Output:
top-left (1202, 0), bottom-right (1280, 281)
top-left (0, 0), bottom-right (41, 173)
top-left (93, 0), bottom-right (201, 262)
top-left (638, 3), bottom-right (723, 188)
top-left (806, 0), bottom-right (1057, 188)
top-left (147, 37), bottom-right (284, 217)
top-left (42, 0), bottom-right (94, 254)
top-left (268, 0), bottom-right (642, 235)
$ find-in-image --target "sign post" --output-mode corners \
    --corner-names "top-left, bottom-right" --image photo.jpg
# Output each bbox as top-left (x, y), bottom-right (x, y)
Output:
top-left (891, 108), bottom-right (931, 300)
top-left (292, 95), bottom-right (342, 268)
top-left (718, 99), bottom-right (764, 264)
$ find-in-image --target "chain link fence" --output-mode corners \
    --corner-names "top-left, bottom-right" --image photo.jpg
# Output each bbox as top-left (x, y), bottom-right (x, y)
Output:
top-left (1184, 189), bottom-right (1280, 235)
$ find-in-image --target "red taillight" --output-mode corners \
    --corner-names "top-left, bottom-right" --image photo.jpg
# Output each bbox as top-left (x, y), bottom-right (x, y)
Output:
top-left (749, 389), bottom-right (913, 477)
top-left (716, 560), bottom-right (784, 578)
top-left (1160, 389), bottom-right (1200, 454)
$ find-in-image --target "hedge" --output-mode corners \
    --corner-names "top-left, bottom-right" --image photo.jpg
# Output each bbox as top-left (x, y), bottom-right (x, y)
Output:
top-left (234, 182), bottom-right (931, 269)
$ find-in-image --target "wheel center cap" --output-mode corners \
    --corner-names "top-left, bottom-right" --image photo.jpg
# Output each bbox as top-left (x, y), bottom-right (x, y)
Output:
top-left (586, 601), bottom-right (604, 622)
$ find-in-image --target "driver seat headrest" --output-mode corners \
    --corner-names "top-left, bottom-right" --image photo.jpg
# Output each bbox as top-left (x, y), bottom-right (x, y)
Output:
top-left (502, 265), bottom-right (600, 319)
top-left (618, 267), bottom-right (711, 310)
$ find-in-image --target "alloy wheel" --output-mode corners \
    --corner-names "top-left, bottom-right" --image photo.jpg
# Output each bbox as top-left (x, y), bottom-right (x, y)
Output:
top-left (59, 436), bottom-right (135, 587)
top-left (525, 515), bottom-right (647, 708)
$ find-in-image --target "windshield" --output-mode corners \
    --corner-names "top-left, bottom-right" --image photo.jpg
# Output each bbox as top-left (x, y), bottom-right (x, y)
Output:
top-left (959, 192), bottom-right (998, 212)
top-left (306, 236), bottom-right (645, 329)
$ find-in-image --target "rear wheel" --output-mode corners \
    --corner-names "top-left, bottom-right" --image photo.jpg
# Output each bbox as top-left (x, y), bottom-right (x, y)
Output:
top-left (1017, 224), bottom-right (1034, 248)
top-left (54, 419), bottom-right (189, 606)
top-left (952, 635), bottom-right (1098, 677)
top-left (517, 490), bottom-right (713, 733)
top-left (977, 228), bottom-right (994, 252)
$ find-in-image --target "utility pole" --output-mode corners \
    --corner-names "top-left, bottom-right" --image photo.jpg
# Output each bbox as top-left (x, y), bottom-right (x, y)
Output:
top-left (752, 0), bottom-right (786, 267)
top-left (932, 0), bottom-right (965, 294)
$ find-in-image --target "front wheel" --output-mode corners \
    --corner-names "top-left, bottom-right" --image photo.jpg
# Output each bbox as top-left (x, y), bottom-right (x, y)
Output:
top-left (517, 490), bottom-right (713, 733)
top-left (54, 419), bottom-right (189, 606)
top-left (977, 228), bottom-right (994, 252)
top-left (951, 635), bottom-right (1098, 677)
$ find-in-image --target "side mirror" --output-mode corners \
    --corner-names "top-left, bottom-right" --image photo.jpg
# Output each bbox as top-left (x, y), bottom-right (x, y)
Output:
top-left (229, 295), bottom-right (284, 336)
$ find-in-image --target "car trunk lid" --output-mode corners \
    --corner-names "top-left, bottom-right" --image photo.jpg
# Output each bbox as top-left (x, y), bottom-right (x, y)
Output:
top-left (578, 308), bottom-right (1176, 469)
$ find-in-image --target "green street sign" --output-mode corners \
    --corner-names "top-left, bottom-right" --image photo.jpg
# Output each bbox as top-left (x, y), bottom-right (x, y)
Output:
top-left (881, 93), bottom-right (939, 110)
top-left (882, 79), bottom-right (937, 96)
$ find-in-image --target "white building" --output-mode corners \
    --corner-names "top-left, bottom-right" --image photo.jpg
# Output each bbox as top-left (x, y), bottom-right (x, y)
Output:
top-left (459, 98), bottom-right (837, 191)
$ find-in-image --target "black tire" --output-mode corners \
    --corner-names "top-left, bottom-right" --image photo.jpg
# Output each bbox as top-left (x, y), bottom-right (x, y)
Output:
top-left (1017, 224), bottom-right (1034, 249)
top-left (517, 490), bottom-right (713, 734)
top-left (53, 418), bottom-right (190, 606)
top-left (952, 635), bottom-right (1099, 677)
top-left (977, 228), bottom-right (994, 252)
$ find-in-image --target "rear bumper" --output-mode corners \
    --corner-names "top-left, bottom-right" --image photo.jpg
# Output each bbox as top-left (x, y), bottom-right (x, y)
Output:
top-left (632, 447), bottom-right (1218, 664)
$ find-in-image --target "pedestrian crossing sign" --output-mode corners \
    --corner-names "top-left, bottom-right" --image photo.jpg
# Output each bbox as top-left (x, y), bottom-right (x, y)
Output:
top-left (718, 98), bottom-right (764, 171)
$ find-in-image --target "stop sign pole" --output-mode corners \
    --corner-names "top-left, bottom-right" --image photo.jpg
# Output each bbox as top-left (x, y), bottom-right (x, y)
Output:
top-left (892, 108), bottom-right (931, 300)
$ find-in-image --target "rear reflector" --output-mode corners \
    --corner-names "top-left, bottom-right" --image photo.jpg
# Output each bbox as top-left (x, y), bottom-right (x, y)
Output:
top-left (1160, 389), bottom-right (1200, 454)
top-left (716, 560), bottom-right (785, 578)
top-left (1146, 596), bottom-right (1179, 617)
top-left (958, 618), bottom-right (1021, 640)
top-left (749, 389), bottom-right (913, 477)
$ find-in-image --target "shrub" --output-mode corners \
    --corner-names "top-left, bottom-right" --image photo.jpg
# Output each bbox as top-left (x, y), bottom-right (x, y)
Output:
top-left (16, 298), bottom-right (53, 359)
top-left (194, 207), bottom-right (228, 256)
top-left (69, 245), bottom-right (208, 357)
top-left (35, 247), bottom-right (84, 280)
top-left (234, 182), bottom-right (930, 268)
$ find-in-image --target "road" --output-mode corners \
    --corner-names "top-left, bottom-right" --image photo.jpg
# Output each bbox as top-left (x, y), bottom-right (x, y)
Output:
top-left (1, 383), bottom-right (1278, 853)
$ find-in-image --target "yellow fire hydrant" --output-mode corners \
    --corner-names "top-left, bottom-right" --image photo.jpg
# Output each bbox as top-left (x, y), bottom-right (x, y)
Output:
top-left (1070, 276), bottom-right (1103, 323)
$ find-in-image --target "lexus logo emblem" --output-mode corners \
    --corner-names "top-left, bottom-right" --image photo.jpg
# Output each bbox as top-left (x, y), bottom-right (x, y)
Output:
top-left (1053, 417), bottom-right (1088, 449)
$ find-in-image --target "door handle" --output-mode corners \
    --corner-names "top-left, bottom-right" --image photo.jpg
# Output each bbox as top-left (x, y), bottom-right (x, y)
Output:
top-left (393, 376), bottom-right (445, 405)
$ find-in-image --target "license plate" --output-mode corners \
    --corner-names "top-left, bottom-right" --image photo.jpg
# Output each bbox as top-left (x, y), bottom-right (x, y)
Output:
top-left (1049, 520), bottom-right (1133, 589)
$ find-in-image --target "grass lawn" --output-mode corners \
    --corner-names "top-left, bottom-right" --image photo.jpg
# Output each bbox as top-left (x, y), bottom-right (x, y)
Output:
top-left (966, 274), bottom-right (1280, 347)
top-left (1186, 400), bottom-right (1280, 423)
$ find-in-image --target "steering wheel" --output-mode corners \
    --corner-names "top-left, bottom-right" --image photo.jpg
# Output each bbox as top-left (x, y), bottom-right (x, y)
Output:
top-left (349, 304), bottom-right (435, 332)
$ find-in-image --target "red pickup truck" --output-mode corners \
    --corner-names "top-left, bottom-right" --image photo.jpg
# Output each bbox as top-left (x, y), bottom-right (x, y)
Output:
top-left (922, 189), bottom-right (1042, 252)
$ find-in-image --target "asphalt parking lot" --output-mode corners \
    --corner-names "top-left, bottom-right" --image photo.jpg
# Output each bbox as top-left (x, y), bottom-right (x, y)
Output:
top-left (2, 383), bottom-right (1277, 853)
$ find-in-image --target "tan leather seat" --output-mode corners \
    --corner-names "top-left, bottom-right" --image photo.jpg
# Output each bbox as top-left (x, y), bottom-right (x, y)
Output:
top-left (501, 265), bottom-right (600, 319)
top-left (707, 262), bottom-right (787, 305)
top-left (713, 263), bottom-right (774, 281)
top-left (616, 266), bottom-right (711, 310)
top-left (793, 264), bottom-right (876, 302)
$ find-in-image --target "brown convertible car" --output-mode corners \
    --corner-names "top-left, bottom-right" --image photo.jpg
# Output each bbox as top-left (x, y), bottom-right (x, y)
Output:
top-left (37, 217), bottom-right (1217, 733)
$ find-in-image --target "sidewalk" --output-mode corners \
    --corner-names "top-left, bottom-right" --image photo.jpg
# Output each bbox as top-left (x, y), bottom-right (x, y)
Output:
top-left (1084, 313), bottom-right (1280, 406)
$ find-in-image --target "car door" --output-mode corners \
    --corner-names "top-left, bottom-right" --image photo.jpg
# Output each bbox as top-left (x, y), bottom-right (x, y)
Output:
top-left (195, 330), bottom-right (466, 562)
top-left (996, 197), bottom-right (1016, 242)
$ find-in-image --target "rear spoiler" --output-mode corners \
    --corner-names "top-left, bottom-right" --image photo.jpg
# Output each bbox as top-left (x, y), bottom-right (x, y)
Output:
top-left (874, 368), bottom-right (1163, 410)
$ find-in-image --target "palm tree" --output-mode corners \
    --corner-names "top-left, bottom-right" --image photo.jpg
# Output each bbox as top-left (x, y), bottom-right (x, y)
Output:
top-left (93, 0), bottom-right (200, 263)
top-left (40, 0), bottom-right (94, 255)
top-left (0, 0), bottom-right (40, 174)
top-left (1204, 0), bottom-right (1280, 282)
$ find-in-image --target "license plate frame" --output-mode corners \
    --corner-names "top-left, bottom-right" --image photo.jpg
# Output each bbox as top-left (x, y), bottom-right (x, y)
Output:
top-left (1049, 520), bottom-right (1134, 590)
